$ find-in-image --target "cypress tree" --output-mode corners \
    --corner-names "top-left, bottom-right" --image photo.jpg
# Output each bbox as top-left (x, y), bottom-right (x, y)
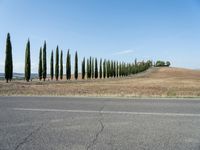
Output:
top-left (121, 62), bottom-right (124, 76)
top-left (95, 58), bottom-right (98, 79)
top-left (134, 58), bottom-right (138, 74)
top-left (128, 63), bottom-right (131, 75)
top-left (86, 58), bottom-right (89, 79)
top-left (116, 61), bottom-right (119, 77)
top-left (42, 41), bottom-right (47, 81)
top-left (4, 33), bottom-right (13, 83)
top-left (87, 58), bottom-right (91, 79)
top-left (107, 60), bottom-right (110, 78)
top-left (38, 47), bottom-right (42, 80)
top-left (82, 57), bottom-right (85, 79)
top-left (99, 58), bottom-right (102, 79)
top-left (89, 57), bottom-right (92, 79)
top-left (91, 58), bottom-right (94, 78)
top-left (24, 39), bottom-right (31, 82)
top-left (50, 50), bottom-right (54, 80)
top-left (103, 59), bottom-right (106, 78)
top-left (60, 50), bottom-right (63, 80)
top-left (55, 46), bottom-right (59, 80)
top-left (74, 51), bottom-right (78, 80)
top-left (114, 61), bottom-right (116, 78)
top-left (66, 49), bottom-right (71, 80)
top-left (111, 60), bottom-right (114, 77)
top-left (119, 62), bottom-right (122, 77)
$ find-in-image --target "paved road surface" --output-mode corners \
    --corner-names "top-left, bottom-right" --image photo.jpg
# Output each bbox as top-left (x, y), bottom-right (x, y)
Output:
top-left (1, 96), bottom-right (200, 150)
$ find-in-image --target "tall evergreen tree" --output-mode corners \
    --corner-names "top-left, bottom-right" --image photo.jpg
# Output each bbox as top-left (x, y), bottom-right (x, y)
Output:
top-left (66, 49), bottom-right (71, 80)
top-left (111, 60), bottom-right (114, 77)
top-left (42, 41), bottom-right (47, 81)
top-left (99, 58), bottom-right (102, 79)
top-left (113, 61), bottom-right (116, 78)
top-left (89, 57), bottom-right (92, 79)
top-left (116, 61), bottom-right (119, 77)
top-left (60, 50), bottom-right (63, 80)
top-left (4, 33), bottom-right (13, 83)
top-left (38, 47), bottom-right (42, 80)
top-left (87, 58), bottom-right (91, 79)
top-left (74, 51), bottom-right (78, 80)
top-left (55, 46), bottom-right (59, 80)
top-left (86, 58), bottom-right (89, 79)
top-left (119, 62), bottom-right (121, 77)
top-left (24, 39), bottom-right (31, 82)
top-left (107, 60), bottom-right (110, 78)
top-left (91, 58), bottom-right (94, 78)
top-left (50, 50), bottom-right (54, 80)
top-left (82, 57), bottom-right (85, 79)
top-left (134, 58), bottom-right (138, 74)
top-left (95, 58), bottom-right (98, 79)
top-left (103, 59), bottom-right (106, 78)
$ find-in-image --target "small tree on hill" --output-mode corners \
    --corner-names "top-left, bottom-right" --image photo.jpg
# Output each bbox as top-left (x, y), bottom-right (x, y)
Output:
top-left (166, 61), bottom-right (171, 67)
top-left (155, 60), bottom-right (165, 67)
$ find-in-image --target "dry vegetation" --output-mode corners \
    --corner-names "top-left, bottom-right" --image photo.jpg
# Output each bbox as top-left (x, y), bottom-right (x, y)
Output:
top-left (0, 67), bottom-right (200, 98)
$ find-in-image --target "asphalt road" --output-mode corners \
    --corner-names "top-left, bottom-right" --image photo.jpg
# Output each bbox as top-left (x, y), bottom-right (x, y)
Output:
top-left (1, 96), bottom-right (200, 150)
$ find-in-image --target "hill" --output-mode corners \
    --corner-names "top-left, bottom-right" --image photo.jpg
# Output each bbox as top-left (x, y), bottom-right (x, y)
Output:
top-left (0, 73), bottom-right (38, 80)
top-left (0, 67), bottom-right (200, 98)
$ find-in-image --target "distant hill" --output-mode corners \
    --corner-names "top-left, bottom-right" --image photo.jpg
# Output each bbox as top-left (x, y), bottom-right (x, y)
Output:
top-left (0, 73), bottom-right (38, 80)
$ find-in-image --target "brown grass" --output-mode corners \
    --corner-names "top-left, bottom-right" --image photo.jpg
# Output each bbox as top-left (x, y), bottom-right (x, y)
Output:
top-left (0, 67), bottom-right (200, 98)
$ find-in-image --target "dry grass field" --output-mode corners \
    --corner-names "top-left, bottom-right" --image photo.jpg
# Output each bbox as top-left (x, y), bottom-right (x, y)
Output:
top-left (0, 67), bottom-right (200, 98)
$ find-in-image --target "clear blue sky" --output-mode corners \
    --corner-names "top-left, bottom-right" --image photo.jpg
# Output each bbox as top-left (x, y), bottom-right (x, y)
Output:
top-left (0, 0), bottom-right (200, 73)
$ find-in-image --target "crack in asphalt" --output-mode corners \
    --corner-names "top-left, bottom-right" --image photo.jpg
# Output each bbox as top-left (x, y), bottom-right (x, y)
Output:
top-left (86, 104), bottom-right (105, 150)
top-left (14, 123), bottom-right (43, 150)
top-left (14, 110), bottom-right (50, 150)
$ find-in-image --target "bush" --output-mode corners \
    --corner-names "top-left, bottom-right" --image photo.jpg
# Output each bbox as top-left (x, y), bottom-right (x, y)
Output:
top-left (166, 61), bottom-right (171, 67)
top-left (155, 60), bottom-right (171, 67)
top-left (155, 61), bottom-right (165, 67)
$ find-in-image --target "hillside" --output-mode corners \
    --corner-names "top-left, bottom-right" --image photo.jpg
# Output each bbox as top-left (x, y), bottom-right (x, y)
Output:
top-left (0, 67), bottom-right (200, 98)
top-left (0, 73), bottom-right (38, 80)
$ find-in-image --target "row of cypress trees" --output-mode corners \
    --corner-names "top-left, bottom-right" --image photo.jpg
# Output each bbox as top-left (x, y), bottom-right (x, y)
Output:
top-left (82, 57), bottom-right (152, 80)
top-left (38, 44), bottom-right (78, 81)
top-left (4, 33), bottom-right (152, 82)
top-left (38, 48), bottom-right (152, 81)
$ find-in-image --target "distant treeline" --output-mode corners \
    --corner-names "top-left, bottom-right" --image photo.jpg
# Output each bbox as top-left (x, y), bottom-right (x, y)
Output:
top-left (155, 60), bottom-right (171, 67)
top-left (3, 33), bottom-right (170, 82)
